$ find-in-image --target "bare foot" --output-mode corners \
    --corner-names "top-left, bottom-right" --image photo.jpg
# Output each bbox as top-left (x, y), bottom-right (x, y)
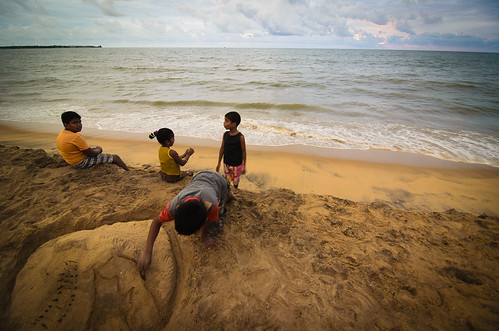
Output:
top-left (228, 189), bottom-right (237, 201)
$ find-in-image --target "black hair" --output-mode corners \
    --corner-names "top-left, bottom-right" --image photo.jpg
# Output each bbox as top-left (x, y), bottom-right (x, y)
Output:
top-left (225, 111), bottom-right (241, 126)
top-left (149, 128), bottom-right (174, 144)
top-left (174, 199), bottom-right (208, 235)
top-left (61, 111), bottom-right (81, 124)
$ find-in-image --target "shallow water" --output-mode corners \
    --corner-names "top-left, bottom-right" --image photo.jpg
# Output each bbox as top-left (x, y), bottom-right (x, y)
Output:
top-left (0, 48), bottom-right (498, 166)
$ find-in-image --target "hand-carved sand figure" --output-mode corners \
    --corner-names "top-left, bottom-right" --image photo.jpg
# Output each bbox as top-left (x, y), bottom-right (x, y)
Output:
top-left (9, 221), bottom-right (178, 330)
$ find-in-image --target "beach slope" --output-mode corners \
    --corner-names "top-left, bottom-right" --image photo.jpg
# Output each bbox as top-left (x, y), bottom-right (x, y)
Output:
top-left (1, 145), bottom-right (498, 330)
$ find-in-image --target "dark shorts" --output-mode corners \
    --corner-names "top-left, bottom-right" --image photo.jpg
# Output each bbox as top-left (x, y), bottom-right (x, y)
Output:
top-left (73, 154), bottom-right (113, 169)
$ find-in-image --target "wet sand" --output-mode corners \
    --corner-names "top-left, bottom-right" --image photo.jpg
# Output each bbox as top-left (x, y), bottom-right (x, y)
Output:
top-left (1, 120), bottom-right (498, 216)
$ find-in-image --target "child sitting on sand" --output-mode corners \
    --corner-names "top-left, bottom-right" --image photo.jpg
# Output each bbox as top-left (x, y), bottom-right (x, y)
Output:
top-left (137, 170), bottom-right (235, 278)
top-left (149, 128), bottom-right (194, 182)
top-left (56, 111), bottom-right (129, 171)
top-left (216, 111), bottom-right (246, 188)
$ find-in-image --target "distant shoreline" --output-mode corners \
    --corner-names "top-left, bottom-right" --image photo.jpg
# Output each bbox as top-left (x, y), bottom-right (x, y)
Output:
top-left (0, 45), bottom-right (102, 49)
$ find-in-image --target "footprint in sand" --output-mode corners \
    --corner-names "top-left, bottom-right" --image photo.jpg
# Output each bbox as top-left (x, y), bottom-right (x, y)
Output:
top-left (31, 260), bottom-right (78, 329)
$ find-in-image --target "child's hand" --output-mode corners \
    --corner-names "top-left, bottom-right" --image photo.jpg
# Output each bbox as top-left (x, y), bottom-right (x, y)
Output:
top-left (137, 252), bottom-right (151, 280)
top-left (202, 236), bottom-right (220, 249)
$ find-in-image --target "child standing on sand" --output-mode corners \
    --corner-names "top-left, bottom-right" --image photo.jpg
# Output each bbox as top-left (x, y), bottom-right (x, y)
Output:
top-left (150, 128), bottom-right (194, 182)
top-left (216, 111), bottom-right (246, 188)
top-left (56, 111), bottom-right (129, 171)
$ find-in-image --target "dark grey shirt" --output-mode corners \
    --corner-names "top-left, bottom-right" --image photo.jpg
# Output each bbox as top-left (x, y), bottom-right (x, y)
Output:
top-left (168, 171), bottom-right (228, 218)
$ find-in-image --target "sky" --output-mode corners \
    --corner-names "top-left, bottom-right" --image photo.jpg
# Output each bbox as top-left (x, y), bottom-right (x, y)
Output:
top-left (0, 0), bottom-right (498, 52)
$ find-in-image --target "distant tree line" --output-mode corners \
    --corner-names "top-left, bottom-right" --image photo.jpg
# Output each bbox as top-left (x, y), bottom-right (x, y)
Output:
top-left (0, 45), bottom-right (102, 49)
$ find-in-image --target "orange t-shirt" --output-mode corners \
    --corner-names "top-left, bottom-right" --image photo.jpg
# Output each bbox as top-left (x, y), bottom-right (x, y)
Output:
top-left (158, 199), bottom-right (219, 223)
top-left (56, 129), bottom-right (90, 165)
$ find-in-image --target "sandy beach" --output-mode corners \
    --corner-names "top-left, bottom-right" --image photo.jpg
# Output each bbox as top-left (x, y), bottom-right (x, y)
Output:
top-left (1, 121), bottom-right (498, 329)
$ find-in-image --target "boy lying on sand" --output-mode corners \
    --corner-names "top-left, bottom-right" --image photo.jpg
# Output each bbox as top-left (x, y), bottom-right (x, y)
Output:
top-left (138, 171), bottom-right (235, 278)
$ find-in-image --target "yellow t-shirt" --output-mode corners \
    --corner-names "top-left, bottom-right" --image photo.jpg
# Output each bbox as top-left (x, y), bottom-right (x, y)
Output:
top-left (56, 129), bottom-right (90, 165)
top-left (159, 146), bottom-right (180, 175)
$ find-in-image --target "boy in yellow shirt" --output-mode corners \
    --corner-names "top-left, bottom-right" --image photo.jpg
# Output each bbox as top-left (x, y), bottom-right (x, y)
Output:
top-left (56, 111), bottom-right (129, 171)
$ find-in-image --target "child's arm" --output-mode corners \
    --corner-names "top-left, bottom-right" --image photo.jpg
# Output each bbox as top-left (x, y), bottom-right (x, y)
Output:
top-left (216, 134), bottom-right (225, 172)
top-left (240, 134), bottom-right (247, 174)
top-left (137, 215), bottom-right (162, 278)
top-left (178, 148), bottom-right (194, 159)
top-left (200, 219), bottom-right (219, 248)
top-left (82, 146), bottom-right (103, 157)
top-left (169, 149), bottom-right (193, 166)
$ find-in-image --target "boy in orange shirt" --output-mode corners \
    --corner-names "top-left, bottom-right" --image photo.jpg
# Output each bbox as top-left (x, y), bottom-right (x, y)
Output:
top-left (56, 111), bottom-right (129, 171)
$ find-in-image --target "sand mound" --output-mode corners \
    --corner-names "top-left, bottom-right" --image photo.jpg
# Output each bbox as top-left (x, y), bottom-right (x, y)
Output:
top-left (167, 191), bottom-right (499, 330)
top-left (10, 221), bottom-right (176, 330)
top-left (1, 145), bottom-right (498, 330)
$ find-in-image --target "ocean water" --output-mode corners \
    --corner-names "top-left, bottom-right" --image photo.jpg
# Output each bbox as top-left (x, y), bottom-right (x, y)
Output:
top-left (0, 48), bottom-right (498, 167)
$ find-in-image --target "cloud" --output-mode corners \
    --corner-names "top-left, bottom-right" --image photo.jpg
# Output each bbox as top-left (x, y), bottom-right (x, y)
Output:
top-left (83, 0), bottom-right (124, 17)
top-left (178, 0), bottom-right (353, 38)
top-left (0, 0), bottom-right (497, 51)
top-left (389, 31), bottom-right (499, 52)
top-left (420, 11), bottom-right (443, 25)
top-left (0, 0), bottom-right (47, 17)
top-left (396, 20), bottom-right (415, 36)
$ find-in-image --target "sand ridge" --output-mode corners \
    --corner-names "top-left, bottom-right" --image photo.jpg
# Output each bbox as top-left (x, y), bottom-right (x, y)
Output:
top-left (1, 145), bottom-right (498, 330)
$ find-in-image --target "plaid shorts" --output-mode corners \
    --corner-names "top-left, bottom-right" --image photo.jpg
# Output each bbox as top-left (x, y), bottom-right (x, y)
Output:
top-left (223, 163), bottom-right (244, 187)
top-left (73, 153), bottom-right (113, 169)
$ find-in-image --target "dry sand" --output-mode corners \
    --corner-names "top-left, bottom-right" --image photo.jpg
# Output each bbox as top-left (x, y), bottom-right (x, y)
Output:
top-left (1, 122), bottom-right (498, 330)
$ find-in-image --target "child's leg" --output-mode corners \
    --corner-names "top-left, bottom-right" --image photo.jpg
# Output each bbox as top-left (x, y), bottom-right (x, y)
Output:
top-left (181, 170), bottom-right (194, 178)
top-left (228, 185), bottom-right (237, 200)
top-left (224, 164), bottom-right (244, 188)
top-left (232, 164), bottom-right (244, 188)
top-left (161, 171), bottom-right (192, 182)
top-left (112, 154), bottom-right (130, 171)
top-left (222, 163), bottom-right (231, 181)
top-left (74, 153), bottom-right (118, 169)
top-left (223, 164), bottom-right (238, 187)
top-left (161, 172), bottom-right (182, 182)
